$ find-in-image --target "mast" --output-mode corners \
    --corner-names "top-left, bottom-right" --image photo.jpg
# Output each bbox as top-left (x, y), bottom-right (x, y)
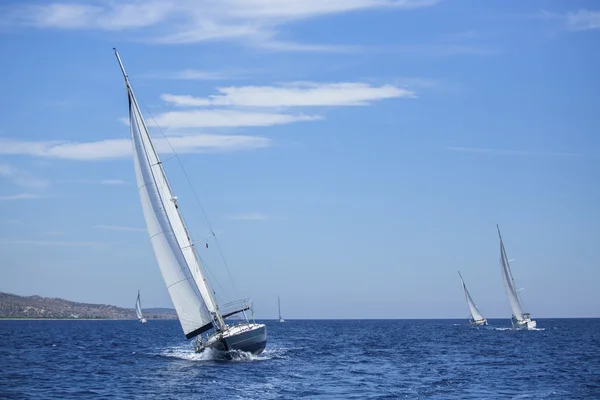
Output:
top-left (114, 48), bottom-right (225, 337)
top-left (497, 225), bottom-right (524, 321)
top-left (278, 296), bottom-right (281, 319)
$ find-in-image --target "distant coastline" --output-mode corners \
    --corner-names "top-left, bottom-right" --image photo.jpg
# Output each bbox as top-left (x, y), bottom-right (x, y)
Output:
top-left (0, 292), bottom-right (177, 320)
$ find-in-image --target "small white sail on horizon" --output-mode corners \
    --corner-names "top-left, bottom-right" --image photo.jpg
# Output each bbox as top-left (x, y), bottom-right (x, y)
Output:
top-left (497, 225), bottom-right (537, 330)
top-left (135, 290), bottom-right (147, 324)
top-left (457, 271), bottom-right (487, 326)
top-left (278, 296), bottom-right (284, 323)
top-left (114, 49), bottom-right (267, 355)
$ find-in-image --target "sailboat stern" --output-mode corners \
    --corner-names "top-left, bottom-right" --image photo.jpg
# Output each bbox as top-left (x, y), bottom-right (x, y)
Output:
top-left (471, 318), bottom-right (488, 327)
top-left (222, 323), bottom-right (267, 355)
top-left (199, 323), bottom-right (267, 355)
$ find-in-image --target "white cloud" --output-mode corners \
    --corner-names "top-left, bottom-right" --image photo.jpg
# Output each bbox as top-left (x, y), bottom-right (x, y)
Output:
top-left (153, 109), bottom-right (321, 129)
top-left (141, 69), bottom-right (238, 80)
top-left (3, 0), bottom-right (440, 50)
top-left (95, 225), bottom-right (145, 232)
top-left (0, 134), bottom-right (271, 161)
top-left (0, 239), bottom-right (107, 247)
top-left (226, 212), bottom-right (268, 221)
top-left (58, 179), bottom-right (127, 185)
top-left (445, 146), bottom-right (585, 158)
top-left (566, 10), bottom-right (600, 31)
top-left (161, 82), bottom-right (413, 108)
top-left (0, 193), bottom-right (42, 200)
top-left (0, 163), bottom-right (49, 188)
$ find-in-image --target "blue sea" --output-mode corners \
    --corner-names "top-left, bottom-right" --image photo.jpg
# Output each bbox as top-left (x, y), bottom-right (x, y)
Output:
top-left (1, 319), bottom-right (599, 399)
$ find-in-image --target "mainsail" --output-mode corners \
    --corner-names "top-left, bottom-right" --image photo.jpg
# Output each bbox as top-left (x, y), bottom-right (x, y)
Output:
top-left (457, 271), bottom-right (485, 322)
top-left (497, 225), bottom-right (524, 321)
top-left (115, 50), bottom-right (221, 339)
top-left (135, 290), bottom-right (144, 320)
top-left (278, 296), bottom-right (282, 320)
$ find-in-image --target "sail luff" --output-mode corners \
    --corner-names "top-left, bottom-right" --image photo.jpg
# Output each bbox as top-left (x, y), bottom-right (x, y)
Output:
top-left (116, 49), bottom-right (215, 338)
top-left (278, 296), bottom-right (281, 319)
top-left (458, 271), bottom-right (485, 322)
top-left (135, 291), bottom-right (143, 320)
top-left (497, 225), bottom-right (524, 320)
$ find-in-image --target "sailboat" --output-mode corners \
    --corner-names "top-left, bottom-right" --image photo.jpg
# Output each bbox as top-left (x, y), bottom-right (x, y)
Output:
top-left (497, 225), bottom-right (537, 330)
top-left (114, 49), bottom-right (267, 355)
top-left (135, 290), bottom-right (147, 323)
top-left (457, 271), bottom-right (487, 326)
top-left (278, 296), bottom-right (284, 323)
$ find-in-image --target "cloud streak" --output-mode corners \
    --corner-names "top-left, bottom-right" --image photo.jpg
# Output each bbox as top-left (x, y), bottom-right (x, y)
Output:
top-left (0, 163), bottom-right (49, 188)
top-left (161, 82), bottom-right (413, 108)
top-left (3, 0), bottom-right (441, 50)
top-left (445, 146), bottom-right (585, 158)
top-left (566, 10), bottom-right (600, 31)
top-left (0, 134), bottom-right (272, 161)
top-left (95, 225), bottom-right (145, 232)
top-left (0, 193), bottom-right (42, 201)
top-left (0, 239), bottom-right (107, 248)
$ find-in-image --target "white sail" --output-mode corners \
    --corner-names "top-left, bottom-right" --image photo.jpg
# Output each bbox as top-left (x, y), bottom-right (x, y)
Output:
top-left (116, 50), bottom-right (217, 339)
top-left (497, 225), bottom-right (524, 321)
top-left (458, 271), bottom-right (485, 322)
top-left (135, 291), bottom-right (144, 320)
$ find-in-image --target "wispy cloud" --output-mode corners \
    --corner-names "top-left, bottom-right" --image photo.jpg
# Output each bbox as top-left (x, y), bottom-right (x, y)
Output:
top-left (0, 163), bottom-right (50, 188)
top-left (226, 212), bottom-right (268, 221)
top-left (0, 239), bottom-right (107, 248)
top-left (95, 225), bottom-right (145, 232)
top-left (141, 69), bottom-right (243, 81)
top-left (566, 10), bottom-right (600, 31)
top-left (0, 193), bottom-right (42, 201)
top-left (3, 0), bottom-right (441, 50)
top-left (161, 82), bottom-right (413, 108)
top-left (0, 134), bottom-right (272, 161)
top-left (153, 109), bottom-right (321, 129)
top-left (445, 146), bottom-right (585, 158)
top-left (57, 179), bottom-right (127, 185)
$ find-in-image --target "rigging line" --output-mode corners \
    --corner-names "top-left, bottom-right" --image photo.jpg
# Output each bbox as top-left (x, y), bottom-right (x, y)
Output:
top-left (138, 98), bottom-right (241, 301)
top-left (195, 249), bottom-right (232, 303)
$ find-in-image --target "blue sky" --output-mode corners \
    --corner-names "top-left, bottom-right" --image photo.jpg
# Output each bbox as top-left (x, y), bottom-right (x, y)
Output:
top-left (0, 0), bottom-right (598, 319)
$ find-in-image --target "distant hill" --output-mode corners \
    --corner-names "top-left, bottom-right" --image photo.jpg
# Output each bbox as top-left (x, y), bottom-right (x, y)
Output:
top-left (0, 292), bottom-right (177, 320)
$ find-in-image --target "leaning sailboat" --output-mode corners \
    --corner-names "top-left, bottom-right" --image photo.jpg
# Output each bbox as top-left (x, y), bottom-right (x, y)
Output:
top-left (114, 49), bottom-right (267, 355)
top-left (457, 271), bottom-right (487, 326)
top-left (135, 290), bottom-right (147, 323)
top-left (278, 296), bottom-right (284, 323)
top-left (497, 225), bottom-right (536, 330)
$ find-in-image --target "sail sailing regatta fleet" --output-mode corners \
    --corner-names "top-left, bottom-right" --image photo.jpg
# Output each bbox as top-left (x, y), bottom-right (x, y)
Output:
top-left (114, 48), bottom-right (267, 354)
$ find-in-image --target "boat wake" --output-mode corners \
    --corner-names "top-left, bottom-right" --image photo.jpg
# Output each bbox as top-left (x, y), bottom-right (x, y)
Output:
top-left (492, 327), bottom-right (546, 331)
top-left (158, 344), bottom-right (288, 363)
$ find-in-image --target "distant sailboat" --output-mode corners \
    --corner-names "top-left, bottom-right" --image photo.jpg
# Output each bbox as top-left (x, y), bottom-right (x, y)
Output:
top-left (278, 296), bottom-right (285, 323)
top-left (135, 290), bottom-right (147, 323)
top-left (497, 225), bottom-right (537, 330)
top-left (114, 49), bottom-right (267, 355)
top-left (457, 271), bottom-right (487, 326)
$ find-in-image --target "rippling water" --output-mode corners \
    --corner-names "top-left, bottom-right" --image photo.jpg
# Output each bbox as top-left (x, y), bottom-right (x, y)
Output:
top-left (1, 319), bottom-right (599, 399)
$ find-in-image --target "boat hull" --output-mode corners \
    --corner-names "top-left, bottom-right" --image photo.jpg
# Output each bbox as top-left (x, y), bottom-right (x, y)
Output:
top-left (470, 318), bottom-right (487, 327)
top-left (197, 323), bottom-right (267, 355)
top-left (511, 316), bottom-right (537, 330)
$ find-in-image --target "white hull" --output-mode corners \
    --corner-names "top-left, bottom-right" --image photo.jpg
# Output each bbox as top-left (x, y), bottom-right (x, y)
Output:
top-left (196, 323), bottom-right (266, 355)
top-left (470, 318), bottom-right (487, 327)
top-left (511, 316), bottom-right (537, 330)
top-left (278, 318), bottom-right (285, 323)
top-left (140, 318), bottom-right (147, 324)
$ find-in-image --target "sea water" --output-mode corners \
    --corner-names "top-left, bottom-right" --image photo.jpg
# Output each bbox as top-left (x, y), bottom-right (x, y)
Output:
top-left (1, 319), bottom-right (599, 399)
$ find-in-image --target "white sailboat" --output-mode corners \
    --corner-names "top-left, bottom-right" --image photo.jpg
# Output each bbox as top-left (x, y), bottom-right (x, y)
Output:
top-left (114, 49), bottom-right (267, 355)
top-left (135, 290), bottom-right (147, 323)
top-left (457, 271), bottom-right (487, 326)
top-left (497, 225), bottom-right (537, 330)
top-left (278, 296), bottom-right (284, 323)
